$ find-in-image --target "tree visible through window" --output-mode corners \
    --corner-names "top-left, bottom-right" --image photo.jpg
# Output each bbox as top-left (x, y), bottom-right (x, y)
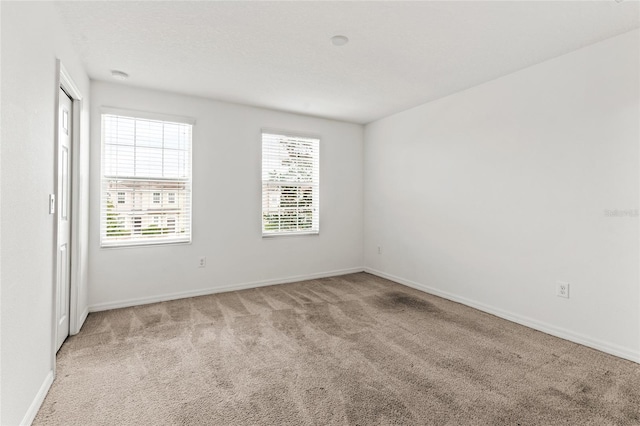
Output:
top-left (262, 132), bottom-right (319, 235)
top-left (100, 111), bottom-right (192, 247)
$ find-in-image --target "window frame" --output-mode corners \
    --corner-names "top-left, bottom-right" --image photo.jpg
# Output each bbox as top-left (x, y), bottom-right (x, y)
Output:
top-left (261, 129), bottom-right (320, 237)
top-left (99, 107), bottom-right (194, 248)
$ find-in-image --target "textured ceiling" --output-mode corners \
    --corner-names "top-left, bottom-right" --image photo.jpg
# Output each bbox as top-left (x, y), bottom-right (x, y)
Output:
top-left (54, 1), bottom-right (639, 124)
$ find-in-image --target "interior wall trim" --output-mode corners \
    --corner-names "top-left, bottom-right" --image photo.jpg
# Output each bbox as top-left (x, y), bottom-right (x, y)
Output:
top-left (88, 267), bottom-right (365, 312)
top-left (20, 370), bottom-right (53, 426)
top-left (365, 268), bottom-right (640, 364)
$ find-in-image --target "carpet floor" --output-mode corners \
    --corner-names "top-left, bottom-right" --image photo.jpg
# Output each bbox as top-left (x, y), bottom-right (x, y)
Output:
top-left (35, 273), bottom-right (640, 425)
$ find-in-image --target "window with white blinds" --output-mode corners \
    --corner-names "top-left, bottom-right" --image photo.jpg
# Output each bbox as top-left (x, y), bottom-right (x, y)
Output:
top-left (100, 111), bottom-right (192, 247)
top-left (262, 132), bottom-right (319, 236)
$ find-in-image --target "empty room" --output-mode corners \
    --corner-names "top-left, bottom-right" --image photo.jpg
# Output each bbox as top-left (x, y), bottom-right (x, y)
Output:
top-left (1, 1), bottom-right (639, 425)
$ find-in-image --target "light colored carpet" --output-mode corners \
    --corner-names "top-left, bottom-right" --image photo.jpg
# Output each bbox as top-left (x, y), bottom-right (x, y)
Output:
top-left (35, 273), bottom-right (640, 425)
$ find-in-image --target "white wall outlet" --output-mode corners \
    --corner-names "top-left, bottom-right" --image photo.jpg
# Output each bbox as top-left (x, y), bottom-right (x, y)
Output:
top-left (556, 281), bottom-right (569, 298)
top-left (198, 256), bottom-right (206, 268)
top-left (377, 246), bottom-right (382, 255)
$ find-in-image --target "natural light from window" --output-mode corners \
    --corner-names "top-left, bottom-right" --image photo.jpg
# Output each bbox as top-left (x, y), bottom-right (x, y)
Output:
top-left (261, 132), bottom-right (319, 236)
top-left (100, 112), bottom-right (192, 247)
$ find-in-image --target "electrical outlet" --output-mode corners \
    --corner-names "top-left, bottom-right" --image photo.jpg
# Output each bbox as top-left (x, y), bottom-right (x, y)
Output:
top-left (377, 246), bottom-right (382, 255)
top-left (556, 281), bottom-right (569, 298)
top-left (198, 256), bottom-right (206, 268)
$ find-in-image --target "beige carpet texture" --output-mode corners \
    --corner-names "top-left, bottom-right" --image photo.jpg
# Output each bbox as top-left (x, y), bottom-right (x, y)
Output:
top-left (35, 273), bottom-right (640, 425)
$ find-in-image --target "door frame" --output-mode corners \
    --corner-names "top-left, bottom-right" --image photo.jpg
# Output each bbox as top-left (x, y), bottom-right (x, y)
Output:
top-left (52, 60), bottom-right (84, 367)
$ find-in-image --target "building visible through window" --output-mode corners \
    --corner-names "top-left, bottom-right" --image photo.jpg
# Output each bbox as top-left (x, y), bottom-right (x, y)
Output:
top-left (133, 217), bottom-right (142, 234)
top-left (100, 111), bottom-right (192, 247)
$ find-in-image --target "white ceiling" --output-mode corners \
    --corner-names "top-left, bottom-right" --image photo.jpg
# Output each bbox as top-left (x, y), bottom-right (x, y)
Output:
top-left (55, 1), bottom-right (639, 124)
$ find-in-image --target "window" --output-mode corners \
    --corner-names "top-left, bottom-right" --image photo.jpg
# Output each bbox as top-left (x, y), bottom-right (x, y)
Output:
top-left (262, 131), bottom-right (319, 236)
top-left (133, 217), bottom-right (142, 234)
top-left (101, 110), bottom-right (192, 247)
top-left (167, 217), bottom-right (176, 233)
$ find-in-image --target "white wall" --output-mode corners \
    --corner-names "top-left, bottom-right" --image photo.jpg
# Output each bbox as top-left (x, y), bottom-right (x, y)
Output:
top-left (364, 29), bottom-right (640, 362)
top-left (0, 2), bottom-right (90, 425)
top-left (89, 82), bottom-right (363, 309)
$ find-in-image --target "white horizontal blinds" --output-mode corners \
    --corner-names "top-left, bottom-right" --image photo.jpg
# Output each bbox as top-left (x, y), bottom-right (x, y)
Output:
top-left (262, 132), bottom-right (319, 235)
top-left (101, 114), bottom-right (192, 247)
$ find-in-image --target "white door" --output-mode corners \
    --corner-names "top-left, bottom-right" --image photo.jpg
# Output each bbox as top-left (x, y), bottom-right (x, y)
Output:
top-left (56, 87), bottom-right (72, 351)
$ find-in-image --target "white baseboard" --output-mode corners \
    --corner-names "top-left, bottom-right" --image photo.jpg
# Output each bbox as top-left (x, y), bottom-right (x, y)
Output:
top-left (365, 268), bottom-right (640, 364)
top-left (89, 267), bottom-right (365, 312)
top-left (20, 370), bottom-right (53, 426)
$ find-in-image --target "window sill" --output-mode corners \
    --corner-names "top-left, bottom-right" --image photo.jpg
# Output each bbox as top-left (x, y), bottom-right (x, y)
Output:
top-left (262, 231), bottom-right (319, 238)
top-left (100, 239), bottom-right (192, 249)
